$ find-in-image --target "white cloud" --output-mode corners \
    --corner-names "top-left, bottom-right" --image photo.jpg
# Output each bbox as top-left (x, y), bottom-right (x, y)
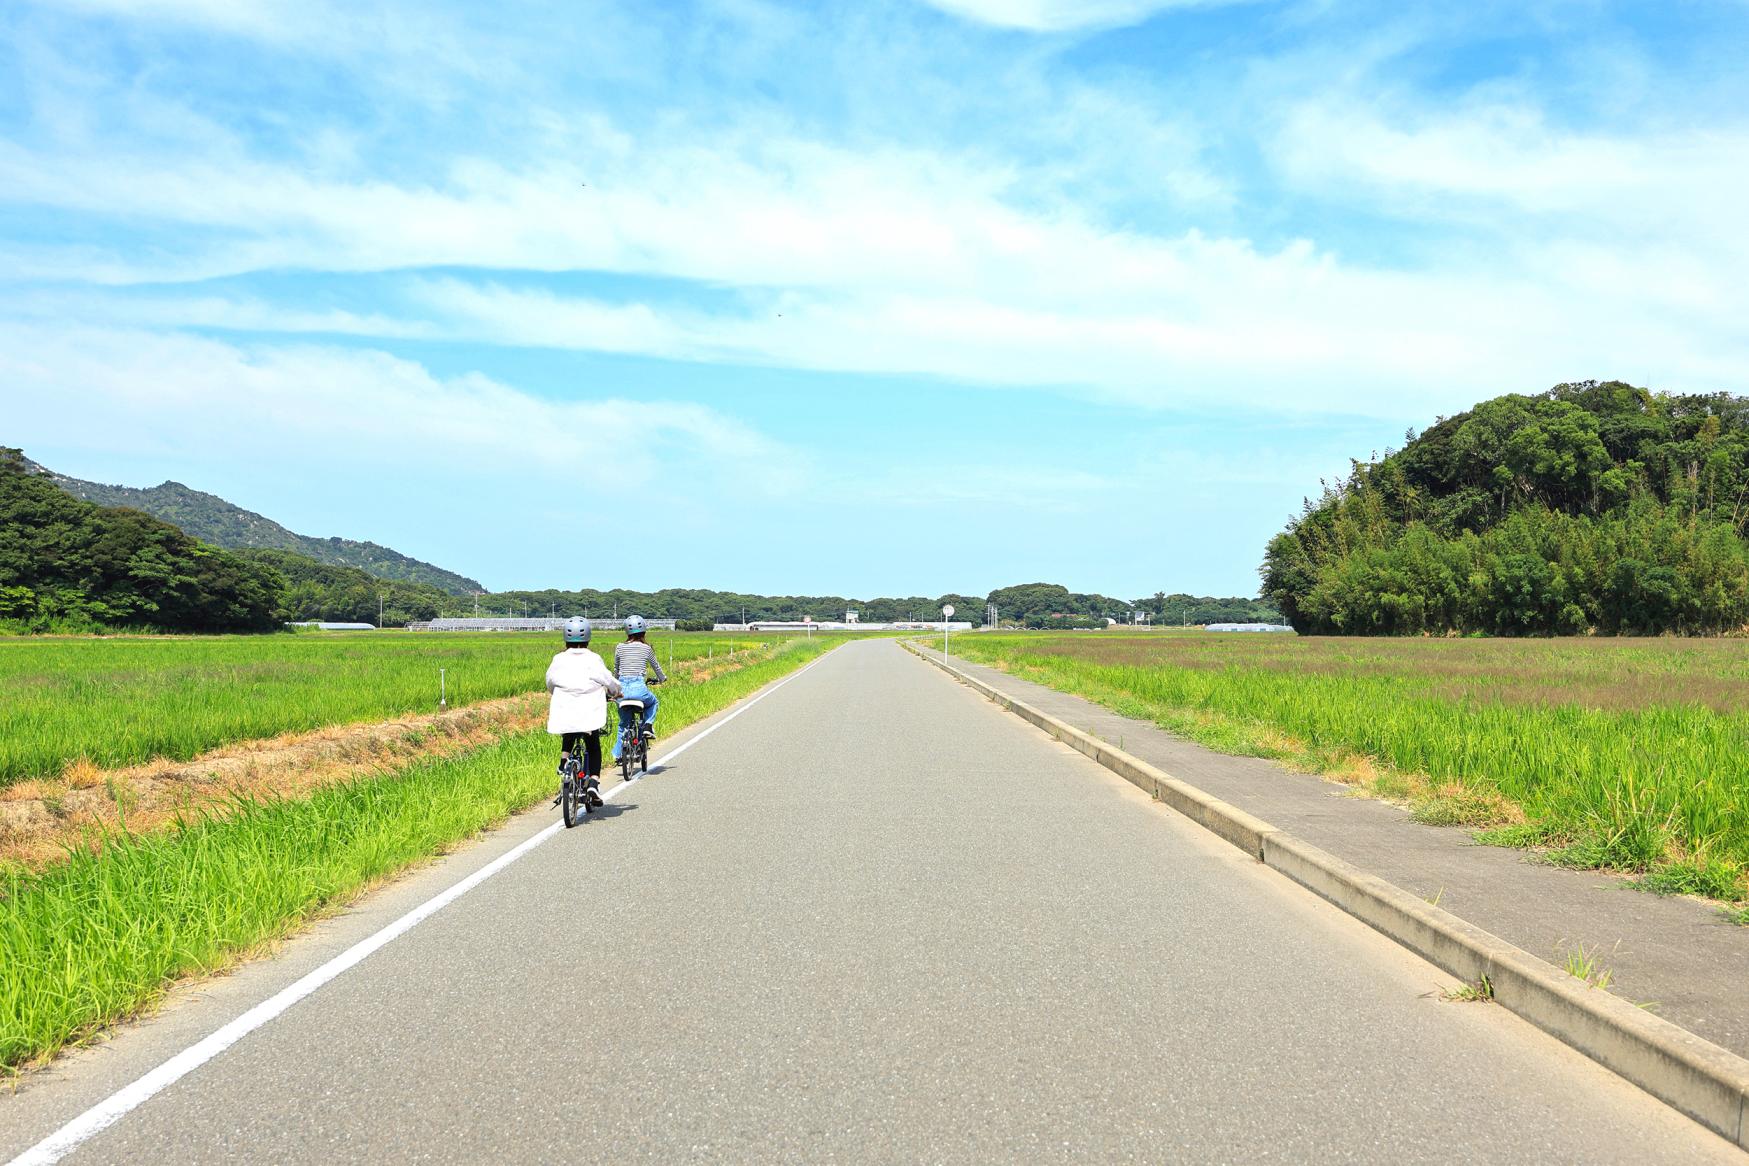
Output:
top-left (917, 0), bottom-right (1240, 33)
top-left (1276, 100), bottom-right (1749, 245)
top-left (0, 322), bottom-right (808, 511)
top-left (32, 0), bottom-right (303, 38)
top-left (4, 0), bottom-right (1747, 431)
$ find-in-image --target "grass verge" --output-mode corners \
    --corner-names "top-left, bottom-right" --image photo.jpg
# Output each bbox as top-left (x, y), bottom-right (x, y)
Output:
top-left (0, 630), bottom-right (781, 787)
top-left (941, 634), bottom-right (1749, 907)
top-left (0, 637), bottom-right (831, 1073)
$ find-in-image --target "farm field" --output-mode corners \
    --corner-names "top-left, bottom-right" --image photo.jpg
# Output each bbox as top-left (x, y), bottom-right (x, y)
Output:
top-left (0, 630), bottom-right (780, 787)
top-left (947, 632), bottom-right (1749, 903)
top-left (0, 634), bottom-right (835, 1070)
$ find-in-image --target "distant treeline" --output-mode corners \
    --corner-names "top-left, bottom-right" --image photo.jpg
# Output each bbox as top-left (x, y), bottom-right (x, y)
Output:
top-left (234, 549), bottom-right (452, 626)
top-left (1262, 381), bottom-right (1749, 635)
top-left (451, 583), bottom-right (1279, 629)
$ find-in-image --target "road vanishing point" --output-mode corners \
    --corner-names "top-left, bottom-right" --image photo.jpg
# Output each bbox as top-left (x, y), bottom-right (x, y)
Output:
top-left (4, 639), bottom-right (1744, 1164)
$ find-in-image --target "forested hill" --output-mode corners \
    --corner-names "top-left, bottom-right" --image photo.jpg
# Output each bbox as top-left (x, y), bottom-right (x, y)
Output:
top-left (24, 458), bottom-right (483, 596)
top-left (0, 448), bottom-right (281, 632)
top-left (1262, 381), bottom-right (1749, 635)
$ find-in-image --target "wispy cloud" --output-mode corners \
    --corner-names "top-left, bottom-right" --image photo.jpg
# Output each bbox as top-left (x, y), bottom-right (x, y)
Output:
top-left (5, 5), bottom-right (1743, 422)
top-left (917, 0), bottom-right (1246, 33)
top-left (0, 320), bottom-right (808, 515)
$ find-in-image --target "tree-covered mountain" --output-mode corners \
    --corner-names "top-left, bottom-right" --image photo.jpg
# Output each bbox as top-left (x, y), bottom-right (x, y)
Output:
top-left (1, 448), bottom-right (282, 632)
top-left (24, 457), bottom-right (483, 596)
top-left (1261, 381), bottom-right (1749, 635)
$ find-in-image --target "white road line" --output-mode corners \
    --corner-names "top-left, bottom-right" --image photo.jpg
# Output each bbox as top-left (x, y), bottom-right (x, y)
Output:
top-left (8, 651), bottom-right (831, 1166)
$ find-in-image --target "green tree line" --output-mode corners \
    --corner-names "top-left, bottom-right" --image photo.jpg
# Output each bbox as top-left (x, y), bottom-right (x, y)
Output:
top-left (434, 585), bottom-right (1274, 628)
top-left (1261, 381), bottom-right (1749, 635)
top-left (232, 549), bottom-right (452, 626)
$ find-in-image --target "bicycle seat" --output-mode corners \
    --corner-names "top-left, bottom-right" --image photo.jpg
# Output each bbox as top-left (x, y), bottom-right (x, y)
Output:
top-left (617, 697), bottom-right (647, 709)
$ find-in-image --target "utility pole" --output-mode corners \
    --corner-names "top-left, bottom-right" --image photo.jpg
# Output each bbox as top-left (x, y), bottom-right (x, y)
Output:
top-left (377, 591), bottom-right (385, 629)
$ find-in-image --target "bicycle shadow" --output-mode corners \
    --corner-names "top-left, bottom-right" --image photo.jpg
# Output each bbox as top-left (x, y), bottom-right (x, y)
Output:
top-left (577, 800), bottom-right (638, 824)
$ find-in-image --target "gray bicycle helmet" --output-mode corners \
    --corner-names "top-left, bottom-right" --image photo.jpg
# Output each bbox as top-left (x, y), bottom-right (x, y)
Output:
top-left (563, 616), bottom-right (591, 645)
top-left (624, 614), bottom-right (647, 634)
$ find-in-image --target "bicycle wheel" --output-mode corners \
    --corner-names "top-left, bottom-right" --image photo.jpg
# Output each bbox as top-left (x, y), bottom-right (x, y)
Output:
top-left (561, 752), bottom-right (583, 828)
top-left (620, 726), bottom-right (634, 780)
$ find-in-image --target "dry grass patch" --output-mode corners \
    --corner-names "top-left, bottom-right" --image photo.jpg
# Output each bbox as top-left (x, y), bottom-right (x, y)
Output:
top-left (1410, 782), bottom-right (1525, 828)
top-left (0, 693), bottom-right (544, 872)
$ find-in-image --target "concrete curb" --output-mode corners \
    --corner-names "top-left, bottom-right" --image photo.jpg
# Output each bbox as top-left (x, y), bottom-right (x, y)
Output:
top-left (904, 641), bottom-right (1749, 1151)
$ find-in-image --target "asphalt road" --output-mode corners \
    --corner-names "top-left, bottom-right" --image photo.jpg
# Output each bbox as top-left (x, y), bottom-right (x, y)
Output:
top-left (5, 639), bottom-right (1743, 1163)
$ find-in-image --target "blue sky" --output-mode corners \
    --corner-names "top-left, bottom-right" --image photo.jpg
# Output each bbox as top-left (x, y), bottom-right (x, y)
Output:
top-left (4, 0), bottom-right (1747, 598)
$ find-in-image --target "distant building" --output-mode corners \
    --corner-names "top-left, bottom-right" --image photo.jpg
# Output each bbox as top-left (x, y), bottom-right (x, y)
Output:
top-left (407, 617), bottom-right (677, 632)
top-left (723, 620), bottom-right (971, 632)
top-left (288, 621), bottom-right (377, 631)
top-left (1204, 622), bottom-right (1295, 633)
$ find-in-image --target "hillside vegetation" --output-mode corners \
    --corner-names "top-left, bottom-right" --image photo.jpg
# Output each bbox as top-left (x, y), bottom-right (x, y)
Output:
top-left (27, 458), bottom-right (482, 595)
top-left (0, 449), bottom-right (281, 633)
top-left (233, 549), bottom-right (451, 626)
top-left (1262, 381), bottom-right (1749, 635)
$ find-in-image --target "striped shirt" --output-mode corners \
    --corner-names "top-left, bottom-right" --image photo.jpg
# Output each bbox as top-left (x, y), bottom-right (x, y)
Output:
top-left (614, 639), bottom-right (667, 683)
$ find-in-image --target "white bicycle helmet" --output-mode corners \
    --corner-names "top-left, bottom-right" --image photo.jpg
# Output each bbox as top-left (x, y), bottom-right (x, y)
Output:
top-left (625, 614), bottom-right (647, 634)
top-left (563, 616), bottom-right (591, 645)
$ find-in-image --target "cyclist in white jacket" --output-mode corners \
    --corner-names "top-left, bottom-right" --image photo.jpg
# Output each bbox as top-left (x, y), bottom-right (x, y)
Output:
top-left (547, 617), bottom-right (621, 803)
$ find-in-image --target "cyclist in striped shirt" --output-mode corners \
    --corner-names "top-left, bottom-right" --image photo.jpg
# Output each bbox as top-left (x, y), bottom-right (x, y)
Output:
top-left (612, 614), bottom-right (667, 762)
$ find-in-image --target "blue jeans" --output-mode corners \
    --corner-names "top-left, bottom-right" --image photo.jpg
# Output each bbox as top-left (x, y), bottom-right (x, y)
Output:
top-left (613, 680), bottom-right (658, 759)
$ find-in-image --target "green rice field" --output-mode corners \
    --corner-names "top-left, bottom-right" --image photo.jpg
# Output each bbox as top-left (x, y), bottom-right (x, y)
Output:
top-left (946, 632), bottom-right (1749, 899)
top-left (0, 630), bottom-right (781, 786)
top-left (0, 635), bottom-right (832, 1069)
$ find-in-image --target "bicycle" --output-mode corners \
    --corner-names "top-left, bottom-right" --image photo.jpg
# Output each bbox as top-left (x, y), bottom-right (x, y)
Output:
top-left (616, 697), bottom-right (652, 780)
top-left (555, 732), bottom-right (603, 828)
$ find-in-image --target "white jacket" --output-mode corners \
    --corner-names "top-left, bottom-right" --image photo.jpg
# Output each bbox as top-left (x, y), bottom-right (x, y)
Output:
top-left (545, 648), bottom-right (622, 733)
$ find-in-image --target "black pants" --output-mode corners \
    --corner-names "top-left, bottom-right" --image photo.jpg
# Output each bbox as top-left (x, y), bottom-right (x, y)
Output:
top-left (560, 731), bottom-right (603, 778)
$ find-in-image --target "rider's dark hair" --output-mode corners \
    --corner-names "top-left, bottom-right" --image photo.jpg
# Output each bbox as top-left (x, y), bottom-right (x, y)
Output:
top-left (628, 630), bottom-right (646, 641)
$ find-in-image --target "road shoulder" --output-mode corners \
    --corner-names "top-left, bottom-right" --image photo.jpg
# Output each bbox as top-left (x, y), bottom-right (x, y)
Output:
top-left (905, 640), bottom-right (1749, 1152)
